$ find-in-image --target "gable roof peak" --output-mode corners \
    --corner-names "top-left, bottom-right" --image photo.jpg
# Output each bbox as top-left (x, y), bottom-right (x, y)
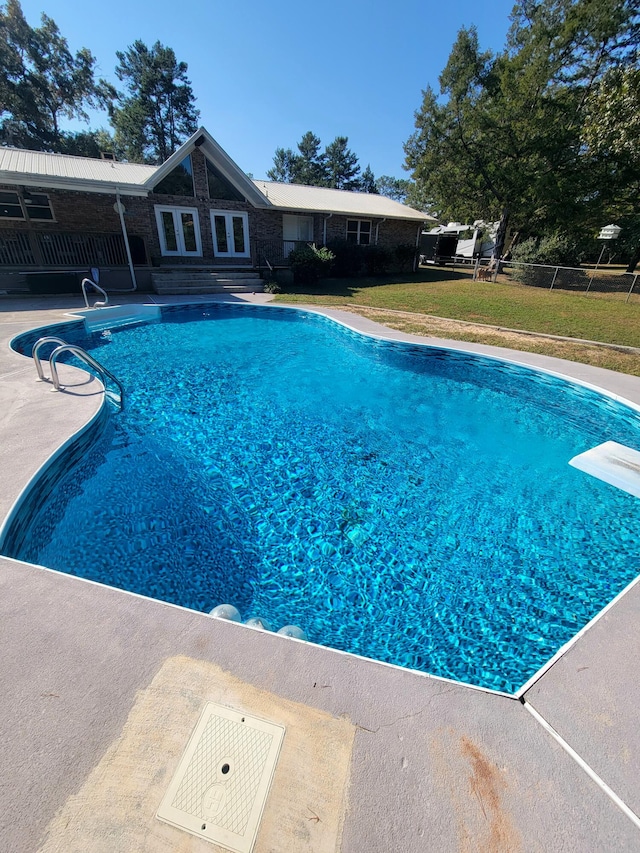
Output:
top-left (146, 127), bottom-right (270, 207)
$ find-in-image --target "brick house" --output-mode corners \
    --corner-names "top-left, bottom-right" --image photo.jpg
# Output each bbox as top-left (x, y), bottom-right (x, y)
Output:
top-left (0, 127), bottom-right (427, 293)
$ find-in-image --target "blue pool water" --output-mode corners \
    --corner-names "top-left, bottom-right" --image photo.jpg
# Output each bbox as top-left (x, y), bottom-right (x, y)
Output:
top-left (6, 304), bottom-right (640, 693)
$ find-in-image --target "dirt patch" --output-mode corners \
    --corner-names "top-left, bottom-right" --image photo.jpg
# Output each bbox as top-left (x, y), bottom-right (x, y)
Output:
top-left (340, 306), bottom-right (640, 376)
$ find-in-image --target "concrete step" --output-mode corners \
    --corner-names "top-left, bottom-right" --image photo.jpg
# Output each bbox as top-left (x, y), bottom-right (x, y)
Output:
top-left (153, 282), bottom-right (264, 295)
top-left (152, 271), bottom-right (262, 281)
top-left (151, 268), bottom-right (264, 295)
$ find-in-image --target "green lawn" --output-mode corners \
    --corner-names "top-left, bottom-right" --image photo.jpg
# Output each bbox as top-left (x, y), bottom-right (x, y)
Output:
top-left (274, 268), bottom-right (640, 348)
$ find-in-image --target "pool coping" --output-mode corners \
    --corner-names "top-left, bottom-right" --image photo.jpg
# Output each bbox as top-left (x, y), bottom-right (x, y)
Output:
top-left (0, 296), bottom-right (640, 850)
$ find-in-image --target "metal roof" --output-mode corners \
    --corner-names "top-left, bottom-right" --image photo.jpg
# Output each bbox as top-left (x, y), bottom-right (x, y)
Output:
top-left (252, 180), bottom-right (428, 220)
top-left (0, 147), bottom-right (157, 194)
top-left (0, 142), bottom-right (429, 221)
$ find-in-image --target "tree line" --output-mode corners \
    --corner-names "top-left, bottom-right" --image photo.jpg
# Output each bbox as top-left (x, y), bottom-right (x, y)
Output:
top-left (0, 0), bottom-right (199, 163)
top-left (404, 0), bottom-right (640, 270)
top-left (267, 131), bottom-right (418, 201)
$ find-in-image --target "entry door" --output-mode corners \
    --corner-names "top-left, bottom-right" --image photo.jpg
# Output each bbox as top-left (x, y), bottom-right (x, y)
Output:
top-left (211, 210), bottom-right (250, 258)
top-left (155, 206), bottom-right (202, 257)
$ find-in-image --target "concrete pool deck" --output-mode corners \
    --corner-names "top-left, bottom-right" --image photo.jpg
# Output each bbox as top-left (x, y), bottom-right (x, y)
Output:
top-left (1, 292), bottom-right (640, 852)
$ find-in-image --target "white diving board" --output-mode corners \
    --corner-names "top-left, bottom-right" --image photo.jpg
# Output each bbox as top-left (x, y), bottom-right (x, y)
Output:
top-left (569, 441), bottom-right (640, 498)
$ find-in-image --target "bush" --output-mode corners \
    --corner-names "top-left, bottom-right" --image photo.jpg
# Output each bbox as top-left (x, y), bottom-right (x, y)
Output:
top-left (394, 243), bottom-right (418, 272)
top-left (326, 239), bottom-right (364, 277)
top-left (510, 233), bottom-right (582, 285)
top-left (262, 277), bottom-right (281, 294)
top-left (511, 233), bottom-right (581, 266)
top-left (362, 245), bottom-right (391, 275)
top-left (288, 243), bottom-right (334, 283)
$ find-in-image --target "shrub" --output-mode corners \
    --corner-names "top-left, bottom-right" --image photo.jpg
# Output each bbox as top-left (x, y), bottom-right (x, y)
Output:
top-left (288, 243), bottom-right (334, 283)
top-left (326, 239), bottom-right (364, 277)
top-left (362, 245), bottom-right (391, 275)
top-left (511, 233), bottom-right (581, 266)
top-left (510, 233), bottom-right (583, 285)
top-left (394, 243), bottom-right (418, 272)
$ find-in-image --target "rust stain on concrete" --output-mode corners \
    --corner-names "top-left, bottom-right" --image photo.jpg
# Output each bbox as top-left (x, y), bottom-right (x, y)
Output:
top-left (460, 736), bottom-right (522, 853)
top-left (428, 728), bottom-right (524, 853)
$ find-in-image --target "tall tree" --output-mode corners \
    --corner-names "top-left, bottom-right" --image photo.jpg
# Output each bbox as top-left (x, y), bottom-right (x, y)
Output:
top-left (582, 65), bottom-right (640, 270)
top-left (359, 164), bottom-right (378, 193)
top-left (0, 0), bottom-right (106, 151)
top-left (404, 1), bottom-right (640, 263)
top-left (267, 146), bottom-right (297, 182)
top-left (323, 136), bottom-right (361, 190)
top-left (292, 131), bottom-right (327, 185)
top-left (109, 40), bottom-right (199, 163)
top-left (267, 132), bottom-right (369, 189)
top-left (375, 175), bottom-right (412, 203)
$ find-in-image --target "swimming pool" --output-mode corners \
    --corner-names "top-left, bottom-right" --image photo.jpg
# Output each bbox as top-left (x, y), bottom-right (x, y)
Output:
top-left (5, 303), bottom-right (640, 693)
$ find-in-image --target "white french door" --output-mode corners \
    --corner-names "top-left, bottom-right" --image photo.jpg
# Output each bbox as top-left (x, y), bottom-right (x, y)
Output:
top-left (211, 210), bottom-right (250, 258)
top-left (155, 206), bottom-right (202, 257)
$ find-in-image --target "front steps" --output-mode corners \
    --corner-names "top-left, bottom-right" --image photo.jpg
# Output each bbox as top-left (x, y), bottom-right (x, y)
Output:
top-left (151, 269), bottom-right (264, 295)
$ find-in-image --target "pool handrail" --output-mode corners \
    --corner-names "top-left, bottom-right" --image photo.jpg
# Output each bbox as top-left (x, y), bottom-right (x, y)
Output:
top-left (32, 336), bottom-right (68, 382)
top-left (81, 277), bottom-right (109, 309)
top-left (49, 343), bottom-right (124, 410)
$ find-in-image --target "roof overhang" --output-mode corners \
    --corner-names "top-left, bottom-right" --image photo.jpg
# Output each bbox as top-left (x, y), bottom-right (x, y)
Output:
top-left (0, 172), bottom-right (149, 197)
top-left (266, 204), bottom-right (426, 221)
top-left (145, 127), bottom-right (271, 207)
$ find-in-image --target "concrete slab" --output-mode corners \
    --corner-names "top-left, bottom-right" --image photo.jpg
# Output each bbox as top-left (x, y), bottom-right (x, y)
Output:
top-left (2, 294), bottom-right (640, 852)
top-left (524, 576), bottom-right (640, 818)
top-left (2, 557), bottom-right (640, 852)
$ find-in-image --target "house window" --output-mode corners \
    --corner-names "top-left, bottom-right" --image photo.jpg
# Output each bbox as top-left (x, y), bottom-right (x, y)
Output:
top-left (153, 155), bottom-right (195, 196)
top-left (283, 214), bottom-right (313, 242)
top-left (0, 190), bottom-right (54, 220)
top-left (206, 159), bottom-right (245, 202)
top-left (0, 191), bottom-right (24, 219)
top-left (282, 214), bottom-right (313, 257)
top-left (23, 191), bottom-right (54, 220)
top-left (346, 219), bottom-right (371, 245)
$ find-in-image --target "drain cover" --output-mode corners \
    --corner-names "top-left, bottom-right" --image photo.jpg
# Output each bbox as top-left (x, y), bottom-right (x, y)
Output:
top-left (157, 702), bottom-right (285, 852)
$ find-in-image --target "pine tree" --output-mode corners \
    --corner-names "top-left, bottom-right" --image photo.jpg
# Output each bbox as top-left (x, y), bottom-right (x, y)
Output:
top-left (359, 165), bottom-right (378, 193)
top-left (323, 136), bottom-right (361, 190)
top-left (109, 40), bottom-right (199, 163)
top-left (292, 131), bottom-right (327, 185)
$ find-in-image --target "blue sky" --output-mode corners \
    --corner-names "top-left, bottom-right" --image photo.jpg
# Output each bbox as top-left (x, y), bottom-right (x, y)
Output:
top-left (19, 0), bottom-right (516, 180)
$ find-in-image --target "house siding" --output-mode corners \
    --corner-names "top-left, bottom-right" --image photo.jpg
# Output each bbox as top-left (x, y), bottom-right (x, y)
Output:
top-left (0, 145), bottom-right (422, 276)
top-left (0, 180), bottom-right (419, 269)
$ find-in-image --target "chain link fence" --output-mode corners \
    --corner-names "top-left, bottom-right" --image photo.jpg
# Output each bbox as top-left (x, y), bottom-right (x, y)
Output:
top-left (474, 259), bottom-right (639, 302)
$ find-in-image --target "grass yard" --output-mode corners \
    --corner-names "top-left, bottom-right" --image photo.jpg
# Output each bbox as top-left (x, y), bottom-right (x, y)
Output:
top-left (274, 268), bottom-right (640, 375)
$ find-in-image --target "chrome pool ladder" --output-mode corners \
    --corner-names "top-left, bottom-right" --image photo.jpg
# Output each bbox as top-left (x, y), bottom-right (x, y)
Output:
top-left (81, 277), bottom-right (109, 308)
top-left (32, 337), bottom-right (124, 410)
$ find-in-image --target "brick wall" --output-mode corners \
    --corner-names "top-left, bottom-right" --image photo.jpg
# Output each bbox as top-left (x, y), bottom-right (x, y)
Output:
top-left (325, 215), bottom-right (420, 248)
top-left (0, 169), bottom-right (423, 270)
top-left (0, 183), bottom-right (154, 267)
